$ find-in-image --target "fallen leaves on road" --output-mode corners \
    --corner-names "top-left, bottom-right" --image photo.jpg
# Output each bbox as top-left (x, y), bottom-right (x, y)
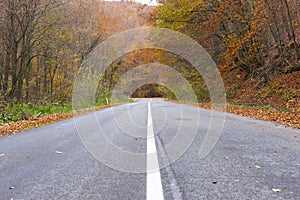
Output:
top-left (0, 105), bottom-right (112, 137)
top-left (273, 150), bottom-right (279, 154)
top-left (0, 113), bottom-right (74, 136)
top-left (272, 189), bottom-right (282, 192)
top-left (225, 105), bottom-right (300, 129)
top-left (168, 100), bottom-right (300, 129)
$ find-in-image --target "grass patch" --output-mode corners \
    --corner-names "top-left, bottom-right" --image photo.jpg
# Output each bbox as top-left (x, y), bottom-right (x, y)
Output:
top-left (228, 103), bottom-right (276, 111)
top-left (0, 94), bottom-right (134, 126)
top-left (0, 102), bottom-right (72, 125)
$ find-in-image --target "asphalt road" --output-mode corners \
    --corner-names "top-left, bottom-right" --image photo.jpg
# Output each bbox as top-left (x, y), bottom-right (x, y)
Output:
top-left (0, 99), bottom-right (299, 199)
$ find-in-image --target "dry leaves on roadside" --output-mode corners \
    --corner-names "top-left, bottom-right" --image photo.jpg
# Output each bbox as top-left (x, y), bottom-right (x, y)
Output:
top-left (0, 105), bottom-right (112, 137)
top-left (226, 106), bottom-right (300, 129)
top-left (0, 113), bottom-right (74, 136)
top-left (168, 100), bottom-right (300, 130)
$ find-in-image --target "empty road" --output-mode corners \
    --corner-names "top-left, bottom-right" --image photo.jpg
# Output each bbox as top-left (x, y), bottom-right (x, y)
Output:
top-left (0, 99), bottom-right (299, 199)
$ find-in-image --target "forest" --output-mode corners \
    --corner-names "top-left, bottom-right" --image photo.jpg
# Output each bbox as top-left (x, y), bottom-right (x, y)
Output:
top-left (0, 0), bottom-right (155, 123)
top-left (0, 0), bottom-right (299, 125)
top-left (156, 0), bottom-right (300, 112)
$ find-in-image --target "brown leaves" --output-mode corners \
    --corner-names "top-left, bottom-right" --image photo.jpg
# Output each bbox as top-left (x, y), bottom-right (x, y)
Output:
top-left (168, 100), bottom-right (300, 129)
top-left (228, 70), bottom-right (300, 120)
top-left (0, 105), bottom-right (111, 137)
top-left (0, 113), bottom-right (74, 136)
top-left (226, 105), bottom-right (300, 129)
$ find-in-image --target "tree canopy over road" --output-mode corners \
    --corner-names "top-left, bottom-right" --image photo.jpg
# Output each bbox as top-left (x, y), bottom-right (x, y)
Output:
top-left (0, 0), bottom-right (299, 126)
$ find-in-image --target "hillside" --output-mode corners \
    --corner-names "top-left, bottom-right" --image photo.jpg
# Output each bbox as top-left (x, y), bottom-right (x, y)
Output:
top-left (227, 70), bottom-right (300, 113)
top-left (156, 0), bottom-right (300, 114)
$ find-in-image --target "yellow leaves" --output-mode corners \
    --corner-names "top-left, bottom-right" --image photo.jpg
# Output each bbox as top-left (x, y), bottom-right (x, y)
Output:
top-left (226, 37), bottom-right (242, 56)
top-left (101, 25), bottom-right (111, 31)
top-left (73, 58), bottom-right (81, 63)
top-left (56, 32), bottom-right (67, 40)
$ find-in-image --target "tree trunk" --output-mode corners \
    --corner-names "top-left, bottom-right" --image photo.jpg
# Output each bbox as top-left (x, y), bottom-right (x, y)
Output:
top-left (3, 44), bottom-right (11, 98)
top-left (283, 0), bottom-right (299, 60)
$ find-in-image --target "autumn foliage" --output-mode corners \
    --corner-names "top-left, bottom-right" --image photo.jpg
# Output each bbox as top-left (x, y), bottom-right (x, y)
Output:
top-left (0, 0), bottom-right (299, 131)
top-left (0, 0), bottom-right (155, 104)
top-left (157, 0), bottom-right (300, 112)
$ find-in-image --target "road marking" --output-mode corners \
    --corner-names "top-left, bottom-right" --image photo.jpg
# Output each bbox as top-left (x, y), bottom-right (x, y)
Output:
top-left (147, 101), bottom-right (164, 200)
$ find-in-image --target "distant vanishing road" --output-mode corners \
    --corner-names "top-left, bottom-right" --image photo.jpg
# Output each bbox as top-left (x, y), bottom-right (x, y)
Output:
top-left (0, 99), bottom-right (299, 199)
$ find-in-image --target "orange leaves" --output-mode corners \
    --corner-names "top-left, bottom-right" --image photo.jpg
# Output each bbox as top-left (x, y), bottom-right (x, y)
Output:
top-left (0, 113), bottom-right (74, 136)
top-left (0, 105), bottom-right (111, 137)
top-left (226, 105), bottom-right (300, 129)
top-left (168, 100), bottom-right (300, 129)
